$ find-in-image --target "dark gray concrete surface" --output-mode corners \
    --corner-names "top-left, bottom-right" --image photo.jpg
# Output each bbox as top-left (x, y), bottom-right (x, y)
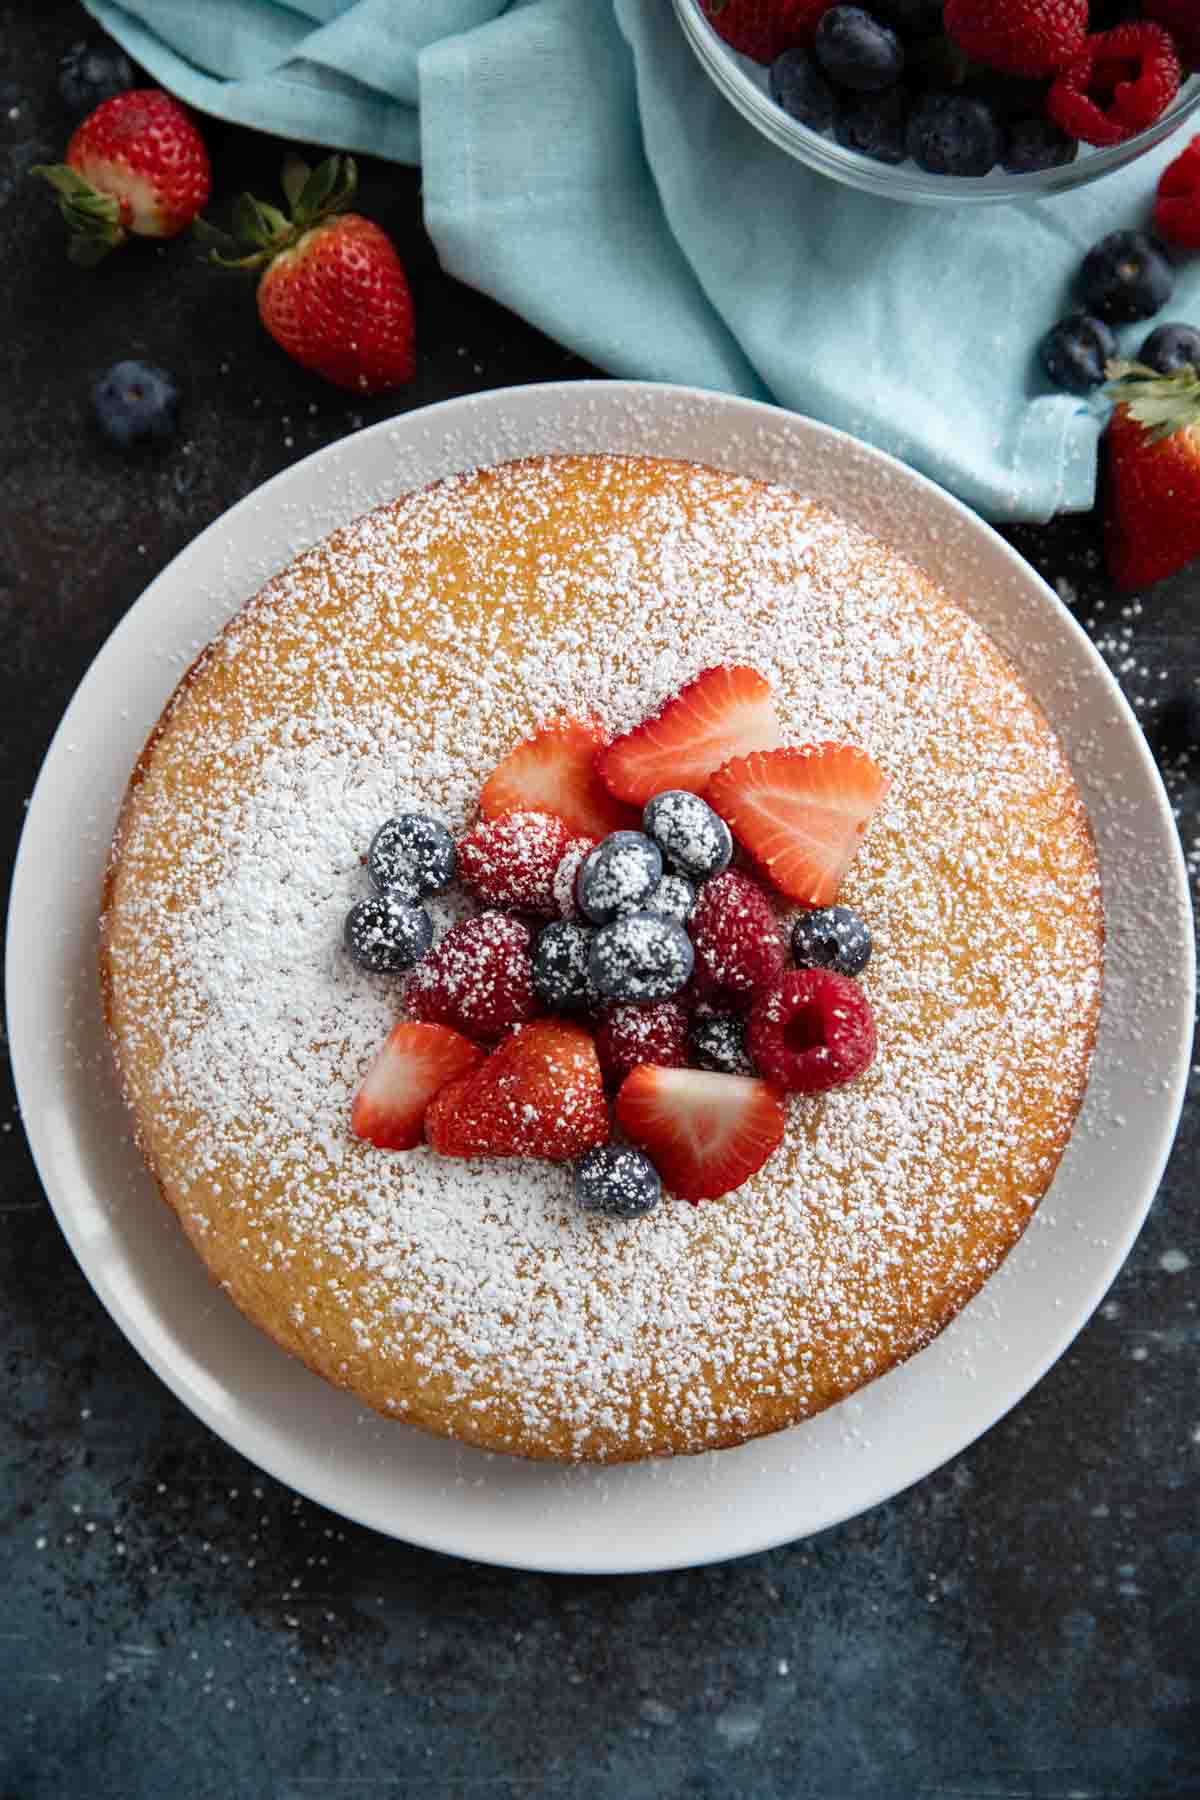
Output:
top-left (2, 6), bottom-right (1197, 1796)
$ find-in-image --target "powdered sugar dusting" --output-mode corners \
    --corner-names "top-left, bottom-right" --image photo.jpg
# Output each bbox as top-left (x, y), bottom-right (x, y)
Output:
top-left (102, 455), bottom-right (1103, 1462)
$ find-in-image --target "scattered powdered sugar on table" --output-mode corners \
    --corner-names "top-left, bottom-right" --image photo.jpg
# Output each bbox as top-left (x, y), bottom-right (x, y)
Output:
top-left (103, 456), bottom-right (1103, 1461)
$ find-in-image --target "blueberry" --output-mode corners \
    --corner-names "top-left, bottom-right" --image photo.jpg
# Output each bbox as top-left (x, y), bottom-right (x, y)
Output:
top-left (58, 39), bottom-right (136, 116)
top-left (769, 50), bottom-right (838, 133)
top-left (642, 791), bottom-right (732, 882)
top-left (689, 1013), bottom-right (755, 1077)
top-left (643, 874), bottom-right (697, 926)
top-left (834, 86), bottom-right (909, 162)
top-left (815, 7), bottom-right (904, 93)
top-left (532, 920), bottom-right (597, 1011)
top-left (588, 913), bottom-right (694, 1003)
top-left (1150, 686), bottom-right (1200, 757)
top-left (1139, 323), bottom-right (1200, 376)
top-left (91, 361), bottom-right (179, 450)
top-left (905, 92), bottom-right (1002, 176)
top-left (1039, 313), bottom-right (1118, 396)
top-left (1001, 117), bottom-right (1077, 174)
top-left (344, 896), bottom-right (432, 974)
top-left (368, 814), bottom-right (455, 897)
top-left (576, 832), bottom-right (662, 925)
top-left (574, 1145), bottom-right (661, 1220)
top-left (791, 906), bottom-right (872, 976)
top-left (1078, 231), bottom-right (1174, 325)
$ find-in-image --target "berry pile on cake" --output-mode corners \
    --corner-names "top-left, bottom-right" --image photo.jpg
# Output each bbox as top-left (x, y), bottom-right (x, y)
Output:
top-left (101, 453), bottom-right (1103, 1462)
top-left (344, 666), bottom-right (887, 1217)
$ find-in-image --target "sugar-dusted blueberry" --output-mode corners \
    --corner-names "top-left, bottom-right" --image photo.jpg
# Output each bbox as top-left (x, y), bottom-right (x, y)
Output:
top-left (1001, 117), bottom-right (1078, 175)
top-left (1040, 313), bottom-right (1118, 395)
top-left (769, 49), bottom-right (838, 132)
top-left (689, 1012), bottom-right (756, 1077)
top-left (644, 873), bottom-right (697, 926)
top-left (368, 813), bottom-right (455, 897)
top-left (532, 920), bottom-right (598, 1011)
top-left (1139, 323), bottom-right (1200, 376)
top-left (344, 895), bottom-right (432, 974)
top-left (815, 7), bottom-right (904, 93)
top-left (642, 790), bottom-right (732, 882)
top-left (833, 85), bottom-right (909, 163)
top-left (574, 1145), bottom-right (661, 1220)
top-left (91, 360), bottom-right (179, 450)
top-left (906, 92), bottom-right (1003, 177)
top-left (588, 912), bottom-right (694, 1003)
top-left (576, 831), bottom-right (662, 925)
top-left (791, 905), bottom-right (872, 977)
top-left (1078, 231), bottom-right (1174, 325)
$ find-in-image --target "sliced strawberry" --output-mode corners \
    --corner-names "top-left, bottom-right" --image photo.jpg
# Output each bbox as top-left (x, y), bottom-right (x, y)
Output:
top-left (597, 667), bottom-right (783, 807)
top-left (481, 718), bottom-right (638, 840)
top-left (425, 1020), bottom-right (609, 1162)
top-left (706, 743), bottom-right (889, 908)
top-left (614, 1065), bottom-right (787, 1204)
top-left (351, 1022), bottom-right (485, 1151)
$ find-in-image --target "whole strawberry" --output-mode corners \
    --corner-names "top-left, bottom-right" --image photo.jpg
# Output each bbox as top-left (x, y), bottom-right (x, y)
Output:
top-left (33, 89), bottom-right (210, 266)
top-left (944, 0), bottom-right (1087, 78)
top-left (1104, 361), bottom-right (1200, 591)
top-left (198, 155), bottom-right (414, 394)
top-left (703, 0), bottom-right (831, 65)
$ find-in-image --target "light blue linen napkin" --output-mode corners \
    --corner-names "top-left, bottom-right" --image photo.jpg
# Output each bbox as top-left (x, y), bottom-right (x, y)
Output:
top-left (83, 0), bottom-right (1200, 521)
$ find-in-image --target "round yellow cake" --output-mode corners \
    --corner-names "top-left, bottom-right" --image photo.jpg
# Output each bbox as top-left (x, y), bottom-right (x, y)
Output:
top-left (101, 454), bottom-right (1103, 1463)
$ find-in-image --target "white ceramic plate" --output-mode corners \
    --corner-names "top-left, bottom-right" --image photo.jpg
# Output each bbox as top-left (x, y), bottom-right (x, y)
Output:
top-left (8, 382), bottom-right (1193, 1574)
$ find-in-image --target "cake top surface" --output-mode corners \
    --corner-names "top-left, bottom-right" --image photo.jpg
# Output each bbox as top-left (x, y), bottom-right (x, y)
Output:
top-left (104, 454), bottom-right (1102, 1460)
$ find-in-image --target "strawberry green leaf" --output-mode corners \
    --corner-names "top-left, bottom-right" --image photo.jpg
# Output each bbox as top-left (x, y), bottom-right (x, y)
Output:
top-left (1107, 359), bottom-right (1200, 443)
top-left (280, 154), bottom-right (311, 211)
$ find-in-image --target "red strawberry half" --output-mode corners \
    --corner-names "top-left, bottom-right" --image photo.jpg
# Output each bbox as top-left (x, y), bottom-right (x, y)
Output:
top-left (481, 718), bottom-right (638, 840)
top-left (614, 1065), bottom-right (787, 1204)
top-left (598, 667), bottom-right (783, 808)
top-left (351, 1022), bottom-right (485, 1151)
top-left (707, 743), bottom-right (888, 908)
top-left (426, 1020), bottom-right (609, 1162)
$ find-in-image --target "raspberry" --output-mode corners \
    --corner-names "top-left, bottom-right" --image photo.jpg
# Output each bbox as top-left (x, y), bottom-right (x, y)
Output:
top-left (593, 1000), bottom-right (689, 1091)
top-left (1143, 0), bottom-right (1200, 72)
top-left (406, 912), bottom-right (541, 1044)
top-left (687, 870), bottom-right (786, 1009)
top-left (704, 0), bottom-right (835, 67)
top-left (1155, 135), bottom-right (1200, 250)
top-left (944, 0), bottom-right (1086, 79)
top-left (552, 835), bottom-right (598, 917)
top-left (457, 810), bottom-right (573, 915)
top-left (1048, 24), bottom-right (1182, 147)
top-left (746, 969), bottom-right (877, 1095)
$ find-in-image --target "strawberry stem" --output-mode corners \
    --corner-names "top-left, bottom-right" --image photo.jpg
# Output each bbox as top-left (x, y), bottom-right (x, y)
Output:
top-left (193, 152), bottom-right (358, 272)
top-left (31, 162), bottom-right (126, 265)
top-left (1106, 358), bottom-right (1200, 443)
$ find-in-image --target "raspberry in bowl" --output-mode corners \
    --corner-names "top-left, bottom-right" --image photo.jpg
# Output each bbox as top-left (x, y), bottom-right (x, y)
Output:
top-left (675, 0), bottom-right (1200, 203)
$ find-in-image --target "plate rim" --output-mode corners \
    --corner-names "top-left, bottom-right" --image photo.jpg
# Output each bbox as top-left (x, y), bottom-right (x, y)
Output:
top-left (7, 379), bottom-right (1194, 1573)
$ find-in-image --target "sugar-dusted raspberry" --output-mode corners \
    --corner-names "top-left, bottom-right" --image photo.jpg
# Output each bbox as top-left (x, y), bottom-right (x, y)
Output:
top-left (746, 969), bottom-right (876, 1095)
top-left (593, 999), bottom-right (689, 1091)
top-left (406, 912), bottom-right (541, 1044)
top-left (687, 870), bottom-right (787, 1009)
top-left (1048, 23), bottom-right (1182, 147)
top-left (1155, 135), bottom-right (1200, 251)
top-left (457, 810), bottom-right (573, 915)
top-left (944, 0), bottom-right (1086, 79)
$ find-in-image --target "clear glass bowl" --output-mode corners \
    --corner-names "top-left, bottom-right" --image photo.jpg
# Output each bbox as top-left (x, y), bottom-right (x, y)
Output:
top-left (673, 0), bottom-right (1200, 205)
